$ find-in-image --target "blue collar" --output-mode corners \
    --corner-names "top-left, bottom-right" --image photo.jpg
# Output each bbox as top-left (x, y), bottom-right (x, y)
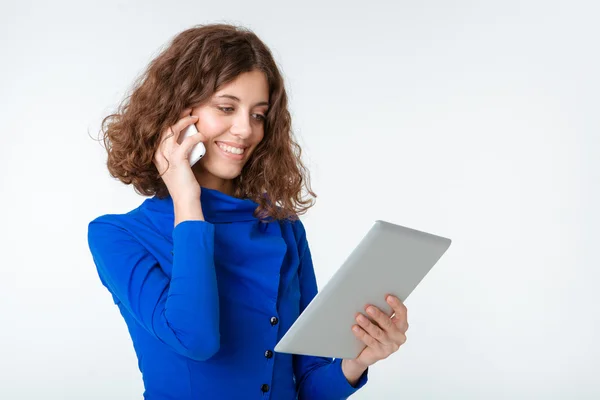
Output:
top-left (142, 186), bottom-right (265, 224)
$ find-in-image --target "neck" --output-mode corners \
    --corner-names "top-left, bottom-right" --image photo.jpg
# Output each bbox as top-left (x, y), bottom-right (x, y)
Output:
top-left (193, 166), bottom-right (235, 197)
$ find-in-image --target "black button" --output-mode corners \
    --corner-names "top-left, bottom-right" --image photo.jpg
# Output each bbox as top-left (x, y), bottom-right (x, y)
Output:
top-left (270, 316), bottom-right (278, 326)
top-left (261, 384), bottom-right (270, 392)
top-left (264, 350), bottom-right (273, 359)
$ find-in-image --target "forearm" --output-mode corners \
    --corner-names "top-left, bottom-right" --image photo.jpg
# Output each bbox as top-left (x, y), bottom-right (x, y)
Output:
top-left (165, 218), bottom-right (219, 360)
top-left (88, 215), bottom-right (220, 361)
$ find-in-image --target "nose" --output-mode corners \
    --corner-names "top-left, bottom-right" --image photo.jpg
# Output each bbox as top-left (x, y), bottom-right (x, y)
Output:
top-left (230, 113), bottom-right (252, 138)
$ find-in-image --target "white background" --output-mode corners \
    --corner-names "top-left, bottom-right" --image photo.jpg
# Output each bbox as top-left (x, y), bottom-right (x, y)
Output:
top-left (1, 0), bottom-right (598, 399)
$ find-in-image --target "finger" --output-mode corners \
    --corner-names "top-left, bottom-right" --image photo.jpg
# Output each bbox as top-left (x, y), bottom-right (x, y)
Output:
top-left (352, 324), bottom-right (381, 349)
top-left (180, 132), bottom-right (206, 159)
top-left (370, 304), bottom-right (408, 344)
top-left (397, 333), bottom-right (407, 346)
top-left (179, 108), bottom-right (193, 118)
top-left (155, 125), bottom-right (173, 163)
top-left (386, 295), bottom-right (407, 320)
top-left (158, 124), bottom-right (173, 143)
top-left (390, 310), bottom-right (409, 333)
top-left (365, 305), bottom-right (398, 335)
top-left (170, 115), bottom-right (199, 144)
top-left (395, 320), bottom-right (409, 333)
top-left (356, 313), bottom-right (390, 346)
top-left (182, 125), bottom-right (207, 144)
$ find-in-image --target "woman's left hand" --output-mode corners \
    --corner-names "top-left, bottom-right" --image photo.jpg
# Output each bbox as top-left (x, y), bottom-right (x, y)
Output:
top-left (342, 295), bottom-right (409, 379)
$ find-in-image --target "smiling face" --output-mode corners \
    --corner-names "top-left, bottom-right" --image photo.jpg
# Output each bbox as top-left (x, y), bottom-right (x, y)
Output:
top-left (190, 70), bottom-right (270, 195)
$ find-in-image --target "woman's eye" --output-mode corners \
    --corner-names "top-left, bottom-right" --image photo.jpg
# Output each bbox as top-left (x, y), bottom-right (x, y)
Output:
top-left (218, 107), bottom-right (265, 122)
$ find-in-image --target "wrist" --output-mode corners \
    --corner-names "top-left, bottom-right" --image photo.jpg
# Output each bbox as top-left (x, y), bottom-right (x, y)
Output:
top-left (341, 359), bottom-right (368, 387)
top-left (173, 201), bottom-right (204, 226)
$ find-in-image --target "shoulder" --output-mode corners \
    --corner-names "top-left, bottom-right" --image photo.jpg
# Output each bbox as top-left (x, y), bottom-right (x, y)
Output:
top-left (88, 207), bottom-right (140, 234)
top-left (86, 205), bottom-right (163, 273)
top-left (291, 217), bottom-right (306, 239)
top-left (278, 215), bottom-right (306, 236)
top-left (278, 216), bottom-right (309, 258)
top-left (87, 201), bottom-right (155, 245)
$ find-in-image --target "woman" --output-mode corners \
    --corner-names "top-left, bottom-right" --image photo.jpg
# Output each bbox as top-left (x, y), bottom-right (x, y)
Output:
top-left (87, 23), bottom-right (409, 399)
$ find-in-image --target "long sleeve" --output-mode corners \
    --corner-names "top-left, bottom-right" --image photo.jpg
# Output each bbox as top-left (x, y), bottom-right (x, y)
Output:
top-left (87, 218), bottom-right (220, 361)
top-left (292, 221), bottom-right (368, 399)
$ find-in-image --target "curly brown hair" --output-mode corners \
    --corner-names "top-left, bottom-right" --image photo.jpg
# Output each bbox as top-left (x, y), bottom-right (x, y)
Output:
top-left (97, 23), bottom-right (316, 221)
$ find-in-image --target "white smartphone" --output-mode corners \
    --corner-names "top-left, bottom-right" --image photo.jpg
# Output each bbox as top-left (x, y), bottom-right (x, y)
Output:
top-left (179, 121), bottom-right (206, 167)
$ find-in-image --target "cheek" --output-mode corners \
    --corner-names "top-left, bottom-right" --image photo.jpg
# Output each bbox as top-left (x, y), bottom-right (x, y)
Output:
top-left (195, 111), bottom-right (227, 140)
top-left (254, 130), bottom-right (265, 145)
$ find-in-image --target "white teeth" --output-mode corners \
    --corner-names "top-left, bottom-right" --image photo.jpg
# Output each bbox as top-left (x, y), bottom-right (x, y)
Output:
top-left (217, 143), bottom-right (244, 155)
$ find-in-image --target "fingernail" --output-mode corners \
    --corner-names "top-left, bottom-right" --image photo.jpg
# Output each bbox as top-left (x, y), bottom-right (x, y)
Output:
top-left (367, 306), bottom-right (376, 315)
top-left (191, 115), bottom-right (199, 119)
top-left (387, 296), bottom-right (396, 304)
top-left (352, 326), bottom-right (360, 333)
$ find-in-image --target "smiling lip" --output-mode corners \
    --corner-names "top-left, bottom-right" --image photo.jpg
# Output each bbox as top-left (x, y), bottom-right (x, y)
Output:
top-left (215, 141), bottom-right (249, 149)
top-left (215, 142), bottom-right (245, 160)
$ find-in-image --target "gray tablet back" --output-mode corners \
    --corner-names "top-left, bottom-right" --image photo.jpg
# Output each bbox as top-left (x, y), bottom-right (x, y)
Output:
top-left (274, 220), bottom-right (452, 359)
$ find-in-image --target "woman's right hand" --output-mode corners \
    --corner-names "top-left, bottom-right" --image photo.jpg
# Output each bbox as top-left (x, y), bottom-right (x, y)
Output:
top-left (153, 108), bottom-right (206, 203)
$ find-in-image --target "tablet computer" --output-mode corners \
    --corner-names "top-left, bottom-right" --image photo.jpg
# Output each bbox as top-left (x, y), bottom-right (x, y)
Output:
top-left (274, 220), bottom-right (452, 359)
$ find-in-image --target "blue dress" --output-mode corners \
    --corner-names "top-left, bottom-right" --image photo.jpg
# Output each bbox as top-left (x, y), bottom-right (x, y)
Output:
top-left (87, 186), bottom-right (368, 399)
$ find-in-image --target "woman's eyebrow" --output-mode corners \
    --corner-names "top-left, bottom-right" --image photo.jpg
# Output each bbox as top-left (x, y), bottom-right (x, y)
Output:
top-left (217, 94), bottom-right (269, 108)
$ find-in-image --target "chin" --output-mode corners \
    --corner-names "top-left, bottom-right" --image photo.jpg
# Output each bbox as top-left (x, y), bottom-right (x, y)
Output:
top-left (195, 151), bottom-right (249, 181)
top-left (208, 165), bottom-right (244, 180)
top-left (218, 170), bottom-right (242, 180)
